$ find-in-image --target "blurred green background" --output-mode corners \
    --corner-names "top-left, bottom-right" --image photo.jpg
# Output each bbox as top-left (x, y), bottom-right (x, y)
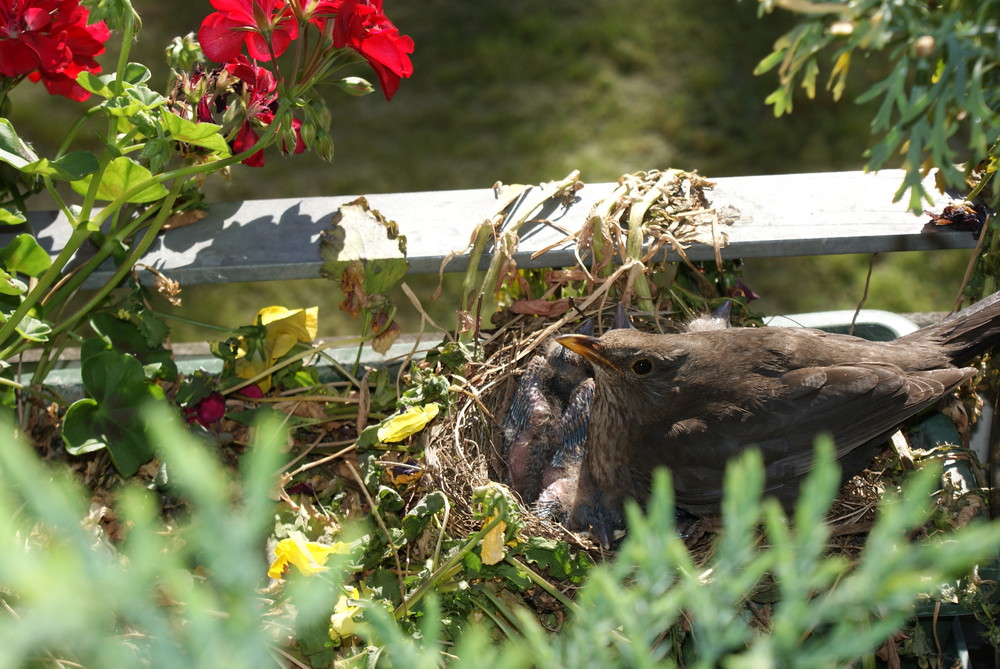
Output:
top-left (6, 0), bottom-right (971, 340)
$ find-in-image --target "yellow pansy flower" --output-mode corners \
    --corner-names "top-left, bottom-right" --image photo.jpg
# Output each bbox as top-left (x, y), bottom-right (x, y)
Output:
top-left (267, 531), bottom-right (349, 579)
top-left (236, 306), bottom-right (319, 393)
top-left (329, 587), bottom-right (362, 640)
top-left (376, 403), bottom-right (440, 443)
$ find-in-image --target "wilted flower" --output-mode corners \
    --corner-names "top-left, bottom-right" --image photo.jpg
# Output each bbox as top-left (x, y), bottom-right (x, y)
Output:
top-left (184, 391), bottom-right (226, 427)
top-left (376, 403), bottom-right (440, 443)
top-left (329, 586), bottom-right (363, 639)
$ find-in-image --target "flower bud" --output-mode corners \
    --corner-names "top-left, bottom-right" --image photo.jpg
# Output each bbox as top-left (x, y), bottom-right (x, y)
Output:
top-left (165, 32), bottom-right (204, 71)
top-left (335, 77), bottom-right (374, 96)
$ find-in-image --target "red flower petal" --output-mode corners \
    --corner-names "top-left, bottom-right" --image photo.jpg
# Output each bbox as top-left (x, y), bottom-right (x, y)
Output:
top-left (198, 0), bottom-right (299, 63)
top-left (198, 12), bottom-right (249, 63)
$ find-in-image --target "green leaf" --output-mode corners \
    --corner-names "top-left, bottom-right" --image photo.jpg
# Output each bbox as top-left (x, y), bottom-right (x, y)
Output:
top-left (12, 313), bottom-right (51, 341)
top-left (76, 71), bottom-right (114, 98)
top-left (52, 151), bottom-right (100, 180)
top-left (62, 399), bottom-right (106, 455)
top-left (160, 112), bottom-right (231, 155)
top-left (0, 208), bottom-right (26, 226)
top-left (104, 86), bottom-right (166, 117)
top-left (753, 48), bottom-right (786, 76)
top-left (0, 269), bottom-right (26, 296)
top-left (81, 350), bottom-right (146, 399)
top-left (62, 349), bottom-right (165, 475)
top-left (0, 118), bottom-right (39, 170)
top-left (122, 62), bottom-right (152, 86)
top-left (1, 234), bottom-right (51, 277)
top-left (401, 491), bottom-right (447, 543)
top-left (90, 312), bottom-right (177, 381)
top-left (71, 156), bottom-right (169, 203)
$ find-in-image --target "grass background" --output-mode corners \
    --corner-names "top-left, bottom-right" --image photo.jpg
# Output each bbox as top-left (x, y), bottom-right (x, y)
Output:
top-left (6, 0), bottom-right (972, 340)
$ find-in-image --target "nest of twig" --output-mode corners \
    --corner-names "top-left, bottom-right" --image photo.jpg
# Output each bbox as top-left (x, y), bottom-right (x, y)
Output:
top-left (416, 167), bottom-right (988, 567)
top-left (418, 308), bottom-right (988, 570)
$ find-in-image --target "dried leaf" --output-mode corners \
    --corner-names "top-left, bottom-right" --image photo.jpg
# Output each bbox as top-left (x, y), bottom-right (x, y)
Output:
top-left (509, 298), bottom-right (571, 318)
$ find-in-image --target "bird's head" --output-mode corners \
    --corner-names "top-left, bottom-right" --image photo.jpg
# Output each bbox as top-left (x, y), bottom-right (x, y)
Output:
top-left (555, 329), bottom-right (687, 404)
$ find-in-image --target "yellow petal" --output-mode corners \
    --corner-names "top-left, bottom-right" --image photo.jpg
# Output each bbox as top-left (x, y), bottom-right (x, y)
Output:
top-left (377, 403), bottom-right (440, 443)
top-left (329, 587), bottom-right (362, 639)
top-left (261, 306), bottom-right (318, 361)
top-left (480, 514), bottom-right (508, 566)
top-left (234, 357), bottom-right (272, 394)
top-left (267, 532), bottom-right (350, 579)
top-left (259, 306), bottom-right (319, 340)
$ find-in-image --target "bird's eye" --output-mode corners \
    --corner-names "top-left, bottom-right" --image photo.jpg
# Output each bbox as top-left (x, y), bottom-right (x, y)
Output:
top-left (631, 358), bottom-right (653, 375)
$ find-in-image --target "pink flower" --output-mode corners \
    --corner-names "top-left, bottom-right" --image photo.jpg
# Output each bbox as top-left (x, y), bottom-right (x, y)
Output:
top-left (0, 0), bottom-right (110, 101)
top-left (332, 0), bottom-right (413, 100)
top-left (198, 0), bottom-right (299, 63)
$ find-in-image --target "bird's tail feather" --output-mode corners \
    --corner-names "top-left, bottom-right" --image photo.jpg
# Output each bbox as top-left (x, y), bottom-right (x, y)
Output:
top-left (900, 290), bottom-right (1000, 365)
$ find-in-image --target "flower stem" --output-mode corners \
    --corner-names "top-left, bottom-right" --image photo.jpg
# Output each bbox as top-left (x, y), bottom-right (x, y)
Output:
top-left (45, 178), bottom-right (186, 343)
top-left (0, 224), bottom-right (91, 356)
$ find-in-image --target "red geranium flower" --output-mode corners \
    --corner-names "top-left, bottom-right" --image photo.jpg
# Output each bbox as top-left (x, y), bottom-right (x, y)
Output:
top-left (198, 0), bottom-right (299, 63)
top-left (0, 0), bottom-right (110, 101)
top-left (332, 0), bottom-right (413, 101)
top-left (224, 56), bottom-right (305, 166)
top-left (291, 0), bottom-right (341, 27)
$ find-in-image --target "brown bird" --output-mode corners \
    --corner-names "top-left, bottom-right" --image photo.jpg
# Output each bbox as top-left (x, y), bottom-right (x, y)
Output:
top-left (556, 291), bottom-right (1000, 546)
top-left (503, 303), bottom-right (732, 518)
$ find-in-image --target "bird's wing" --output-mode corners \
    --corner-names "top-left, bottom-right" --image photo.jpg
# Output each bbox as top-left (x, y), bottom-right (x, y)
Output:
top-left (758, 363), bottom-right (969, 471)
top-left (667, 362), bottom-right (972, 509)
top-left (501, 354), bottom-right (555, 499)
top-left (555, 377), bottom-right (594, 467)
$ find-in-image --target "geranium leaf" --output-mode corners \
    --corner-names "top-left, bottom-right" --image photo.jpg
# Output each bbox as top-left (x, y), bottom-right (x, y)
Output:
top-left (0, 118), bottom-right (39, 169)
top-left (104, 86), bottom-right (165, 117)
top-left (81, 350), bottom-right (146, 401)
top-left (160, 112), bottom-right (231, 155)
top-left (122, 62), bottom-right (152, 85)
top-left (13, 313), bottom-right (50, 341)
top-left (52, 151), bottom-right (100, 180)
top-left (63, 349), bottom-right (164, 475)
top-left (71, 156), bottom-right (169, 203)
top-left (0, 268), bottom-right (27, 296)
top-left (62, 399), bottom-right (106, 455)
top-left (0, 208), bottom-right (26, 226)
top-left (76, 71), bottom-right (114, 98)
top-left (1, 234), bottom-right (51, 277)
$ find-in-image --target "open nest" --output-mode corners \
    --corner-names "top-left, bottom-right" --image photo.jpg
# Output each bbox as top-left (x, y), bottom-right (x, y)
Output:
top-left (418, 303), bottom-right (989, 568)
top-left (414, 168), bottom-right (990, 567)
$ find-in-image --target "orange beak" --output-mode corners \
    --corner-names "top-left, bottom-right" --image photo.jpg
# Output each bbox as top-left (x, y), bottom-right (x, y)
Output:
top-left (555, 334), bottom-right (616, 370)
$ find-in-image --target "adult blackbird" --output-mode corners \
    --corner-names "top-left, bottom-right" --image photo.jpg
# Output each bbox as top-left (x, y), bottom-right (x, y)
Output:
top-left (503, 303), bottom-right (732, 516)
top-left (557, 291), bottom-right (1000, 546)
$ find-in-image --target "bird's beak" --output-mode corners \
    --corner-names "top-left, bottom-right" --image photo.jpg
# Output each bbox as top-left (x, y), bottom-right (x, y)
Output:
top-left (556, 334), bottom-right (616, 370)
